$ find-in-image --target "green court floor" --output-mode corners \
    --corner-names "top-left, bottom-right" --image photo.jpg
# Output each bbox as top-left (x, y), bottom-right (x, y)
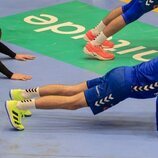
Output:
top-left (0, 1), bottom-right (158, 74)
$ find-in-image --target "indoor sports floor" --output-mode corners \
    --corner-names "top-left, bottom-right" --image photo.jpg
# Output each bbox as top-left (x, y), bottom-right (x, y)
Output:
top-left (0, 0), bottom-right (158, 158)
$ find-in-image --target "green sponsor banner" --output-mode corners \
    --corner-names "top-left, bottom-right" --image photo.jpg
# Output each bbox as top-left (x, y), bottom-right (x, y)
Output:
top-left (0, 1), bottom-right (157, 74)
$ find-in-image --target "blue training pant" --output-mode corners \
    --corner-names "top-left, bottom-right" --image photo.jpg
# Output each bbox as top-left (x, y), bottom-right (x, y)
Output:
top-left (84, 67), bottom-right (131, 115)
top-left (122, 0), bottom-right (158, 24)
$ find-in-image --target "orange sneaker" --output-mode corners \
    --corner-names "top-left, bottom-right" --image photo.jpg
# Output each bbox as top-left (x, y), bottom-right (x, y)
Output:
top-left (102, 40), bottom-right (114, 48)
top-left (84, 30), bottom-right (114, 48)
top-left (84, 30), bottom-right (96, 41)
top-left (83, 42), bottom-right (114, 60)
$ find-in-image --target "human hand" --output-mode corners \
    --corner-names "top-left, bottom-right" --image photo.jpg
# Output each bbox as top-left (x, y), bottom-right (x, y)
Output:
top-left (15, 54), bottom-right (36, 61)
top-left (11, 73), bottom-right (32, 81)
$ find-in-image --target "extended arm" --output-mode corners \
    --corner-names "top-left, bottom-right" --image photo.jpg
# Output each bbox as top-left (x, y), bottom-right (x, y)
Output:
top-left (0, 60), bottom-right (13, 78)
top-left (0, 41), bottom-right (16, 58)
top-left (0, 28), bottom-right (35, 60)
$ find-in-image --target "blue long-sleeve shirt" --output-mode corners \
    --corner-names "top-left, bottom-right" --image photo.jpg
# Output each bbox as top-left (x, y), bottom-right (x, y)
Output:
top-left (124, 57), bottom-right (158, 99)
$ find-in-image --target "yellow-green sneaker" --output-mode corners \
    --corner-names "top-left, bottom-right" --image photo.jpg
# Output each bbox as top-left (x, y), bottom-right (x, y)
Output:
top-left (10, 89), bottom-right (32, 117)
top-left (22, 110), bottom-right (32, 117)
top-left (5, 100), bottom-right (25, 131)
top-left (10, 89), bottom-right (25, 101)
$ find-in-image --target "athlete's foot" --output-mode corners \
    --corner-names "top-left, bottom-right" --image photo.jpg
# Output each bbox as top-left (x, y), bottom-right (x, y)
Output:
top-left (10, 89), bottom-right (32, 117)
top-left (5, 100), bottom-right (25, 131)
top-left (84, 30), bottom-right (114, 48)
top-left (83, 42), bottom-right (114, 60)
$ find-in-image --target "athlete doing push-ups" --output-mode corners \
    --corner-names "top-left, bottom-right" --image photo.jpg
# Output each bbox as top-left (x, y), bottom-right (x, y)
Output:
top-left (5, 57), bottom-right (158, 131)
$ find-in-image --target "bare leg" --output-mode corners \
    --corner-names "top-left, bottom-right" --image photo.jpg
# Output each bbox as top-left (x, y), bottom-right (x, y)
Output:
top-left (103, 15), bottom-right (126, 37)
top-left (91, 15), bottom-right (126, 47)
top-left (103, 7), bottom-right (123, 25)
top-left (7, 91), bottom-right (89, 131)
top-left (11, 82), bottom-right (88, 101)
top-left (26, 92), bottom-right (88, 110)
top-left (39, 82), bottom-right (88, 96)
top-left (90, 7), bottom-right (123, 36)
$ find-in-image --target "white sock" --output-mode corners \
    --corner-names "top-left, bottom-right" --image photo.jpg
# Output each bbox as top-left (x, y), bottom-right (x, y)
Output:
top-left (22, 87), bottom-right (40, 99)
top-left (92, 21), bottom-right (106, 36)
top-left (17, 99), bottom-right (36, 110)
top-left (91, 31), bottom-right (107, 45)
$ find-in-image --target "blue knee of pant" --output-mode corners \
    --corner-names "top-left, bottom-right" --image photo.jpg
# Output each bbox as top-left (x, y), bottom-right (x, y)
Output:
top-left (122, 0), bottom-right (137, 13)
top-left (122, 6), bottom-right (144, 24)
top-left (122, 0), bottom-right (156, 24)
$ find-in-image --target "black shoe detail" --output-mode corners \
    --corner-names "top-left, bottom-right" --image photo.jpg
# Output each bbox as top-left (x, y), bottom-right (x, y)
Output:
top-left (12, 110), bottom-right (18, 116)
